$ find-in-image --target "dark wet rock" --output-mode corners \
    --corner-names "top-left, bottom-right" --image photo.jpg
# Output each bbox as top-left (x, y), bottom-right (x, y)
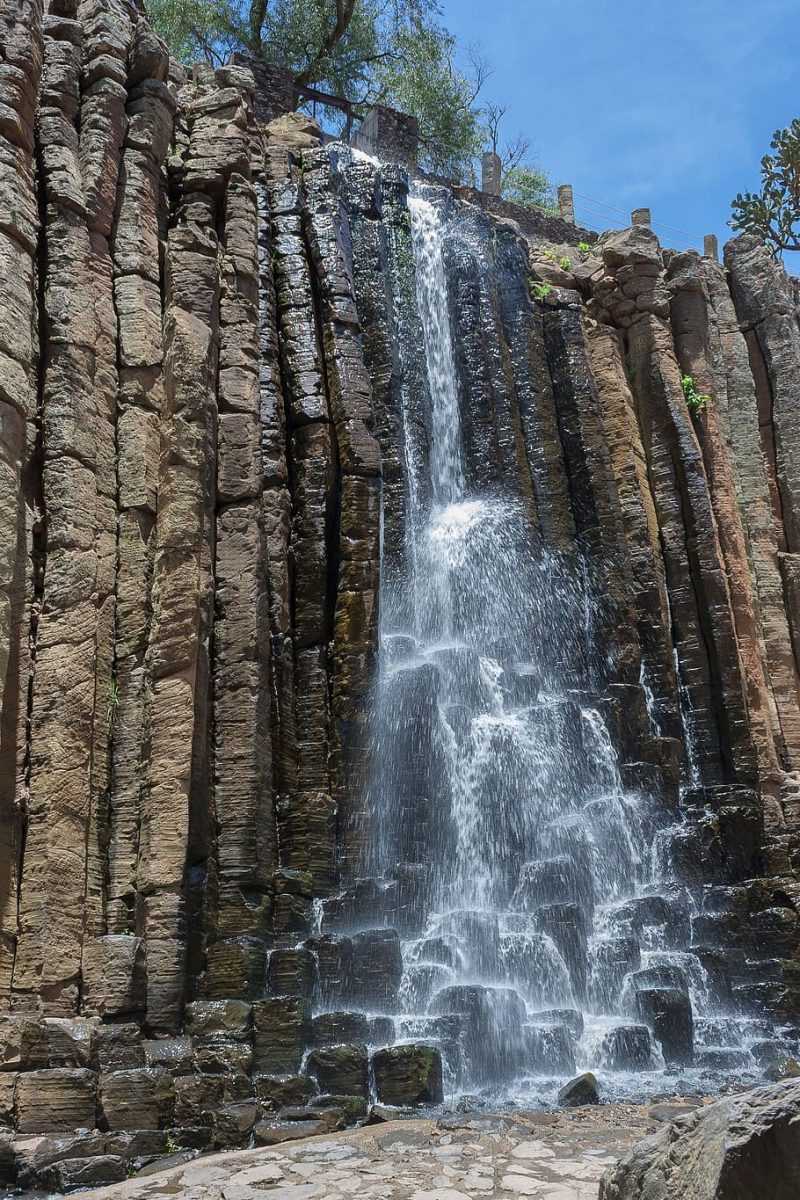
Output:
top-left (535, 903), bottom-right (589, 1000)
top-left (525, 1023), bottom-right (576, 1074)
top-left (310, 1093), bottom-right (369, 1123)
top-left (33, 1155), bottom-right (128, 1191)
top-left (696, 1047), bottom-right (751, 1071)
top-left (305, 1043), bottom-right (368, 1097)
top-left (636, 988), bottom-right (694, 1066)
top-left (626, 964), bottom-right (689, 996)
top-left (252, 998), bottom-right (311, 1075)
top-left (600, 1079), bottom-right (800, 1200)
top-left (321, 878), bottom-right (397, 934)
top-left (430, 984), bottom-right (526, 1084)
top-left (253, 1119), bottom-right (327, 1145)
top-left (312, 1011), bottom-right (370, 1046)
top-left (267, 948), bottom-right (317, 999)
top-left (253, 1074), bottom-right (317, 1109)
top-left (210, 1101), bottom-right (259, 1150)
top-left (184, 1000), bottom-right (252, 1042)
top-left (531, 1009), bottom-right (585, 1041)
top-left (350, 929), bottom-right (403, 1009)
top-left (558, 1072), bottom-right (599, 1106)
top-left (368, 1017), bottom-right (396, 1045)
top-left (514, 855), bottom-right (596, 913)
top-left (371, 1044), bottom-right (443, 1106)
top-left (602, 1025), bottom-right (652, 1071)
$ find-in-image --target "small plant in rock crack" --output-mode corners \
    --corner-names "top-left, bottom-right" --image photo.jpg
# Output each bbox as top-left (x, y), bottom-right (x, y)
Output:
top-left (578, 241), bottom-right (592, 254)
top-left (559, 255), bottom-right (572, 270)
top-left (681, 374), bottom-right (711, 414)
top-left (532, 280), bottom-right (552, 300)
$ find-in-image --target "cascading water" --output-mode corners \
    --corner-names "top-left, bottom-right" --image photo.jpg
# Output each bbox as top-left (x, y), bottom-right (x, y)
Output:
top-left (318, 177), bottom-right (784, 1103)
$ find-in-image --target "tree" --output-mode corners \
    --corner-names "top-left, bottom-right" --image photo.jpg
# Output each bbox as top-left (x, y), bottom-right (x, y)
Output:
top-left (146, 0), bottom-right (486, 180)
top-left (376, 25), bottom-right (488, 179)
top-left (501, 164), bottom-right (555, 212)
top-left (730, 118), bottom-right (800, 255)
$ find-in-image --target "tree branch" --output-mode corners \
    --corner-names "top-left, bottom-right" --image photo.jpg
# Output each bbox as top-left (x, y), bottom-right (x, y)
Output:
top-left (295, 0), bottom-right (357, 86)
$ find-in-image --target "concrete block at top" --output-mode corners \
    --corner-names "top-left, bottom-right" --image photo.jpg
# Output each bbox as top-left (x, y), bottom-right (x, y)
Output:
top-left (557, 184), bottom-right (575, 224)
top-left (631, 207), bottom-right (651, 227)
top-left (232, 53), bottom-right (295, 124)
top-left (704, 234), bottom-right (719, 260)
top-left (353, 105), bottom-right (418, 168)
top-left (481, 152), bottom-right (502, 197)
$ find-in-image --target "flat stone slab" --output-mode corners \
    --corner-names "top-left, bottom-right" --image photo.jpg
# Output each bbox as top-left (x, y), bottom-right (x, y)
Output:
top-left (69, 1104), bottom-right (690, 1199)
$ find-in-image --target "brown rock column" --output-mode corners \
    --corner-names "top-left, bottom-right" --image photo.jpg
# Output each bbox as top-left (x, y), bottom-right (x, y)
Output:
top-left (668, 250), bottom-right (789, 817)
top-left (105, 25), bottom-right (175, 939)
top-left (140, 75), bottom-right (250, 1030)
top-left (266, 150), bottom-right (335, 892)
top-left (594, 226), bottom-right (758, 788)
top-left (211, 158), bottom-right (277, 967)
top-left (584, 321), bottom-right (681, 741)
top-left (702, 258), bottom-right (800, 775)
top-left (726, 235), bottom-right (800, 694)
top-left (77, 0), bottom-right (136, 946)
top-left (13, 7), bottom-right (101, 1014)
top-left (0, 0), bottom-right (43, 1002)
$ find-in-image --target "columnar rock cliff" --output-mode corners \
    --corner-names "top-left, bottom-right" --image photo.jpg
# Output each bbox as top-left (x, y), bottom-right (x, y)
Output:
top-left (0, 0), bottom-right (799, 1185)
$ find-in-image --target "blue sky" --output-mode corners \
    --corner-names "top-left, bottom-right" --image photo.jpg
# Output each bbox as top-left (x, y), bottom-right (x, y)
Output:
top-left (440, 0), bottom-right (798, 261)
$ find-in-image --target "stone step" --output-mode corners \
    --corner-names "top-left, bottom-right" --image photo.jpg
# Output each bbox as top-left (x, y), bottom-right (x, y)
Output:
top-left (600, 1024), bottom-right (652, 1071)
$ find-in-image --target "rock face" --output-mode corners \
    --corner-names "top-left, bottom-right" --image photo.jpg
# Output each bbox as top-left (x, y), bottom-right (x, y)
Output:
top-left (599, 1079), bottom-right (800, 1200)
top-left (0, 0), bottom-right (799, 1185)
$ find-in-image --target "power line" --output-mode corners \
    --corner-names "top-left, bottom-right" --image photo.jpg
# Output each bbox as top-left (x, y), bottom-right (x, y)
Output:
top-left (571, 188), bottom-right (706, 244)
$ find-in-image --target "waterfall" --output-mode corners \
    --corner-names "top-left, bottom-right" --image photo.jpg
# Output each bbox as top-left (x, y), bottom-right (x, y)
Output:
top-left (325, 175), bottom-right (769, 1103)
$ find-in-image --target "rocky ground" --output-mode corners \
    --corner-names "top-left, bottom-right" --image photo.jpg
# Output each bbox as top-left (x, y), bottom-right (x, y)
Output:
top-left (58, 1100), bottom-right (707, 1200)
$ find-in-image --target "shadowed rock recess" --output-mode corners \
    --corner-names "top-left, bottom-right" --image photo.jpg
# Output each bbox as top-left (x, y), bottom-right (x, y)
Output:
top-left (1, 0), bottom-right (800, 1188)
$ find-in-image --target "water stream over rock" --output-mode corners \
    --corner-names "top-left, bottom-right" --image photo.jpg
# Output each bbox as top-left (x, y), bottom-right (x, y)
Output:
top-left (315, 175), bottom-right (789, 1104)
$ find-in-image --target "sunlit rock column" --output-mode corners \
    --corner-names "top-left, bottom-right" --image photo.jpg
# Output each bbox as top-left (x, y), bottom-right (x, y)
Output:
top-left (0, 0), bottom-right (43, 1002)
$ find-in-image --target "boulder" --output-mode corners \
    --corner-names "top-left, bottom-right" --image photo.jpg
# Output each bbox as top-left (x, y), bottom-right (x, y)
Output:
top-left (33, 1155), bottom-right (127, 1191)
top-left (558, 1072), bottom-right (599, 1107)
top-left (371, 1044), bottom-right (443, 1106)
top-left (600, 1079), bottom-right (800, 1199)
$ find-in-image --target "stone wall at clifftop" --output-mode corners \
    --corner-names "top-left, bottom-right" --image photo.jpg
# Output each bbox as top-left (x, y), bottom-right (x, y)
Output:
top-left (0, 0), bottom-right (799, 1186)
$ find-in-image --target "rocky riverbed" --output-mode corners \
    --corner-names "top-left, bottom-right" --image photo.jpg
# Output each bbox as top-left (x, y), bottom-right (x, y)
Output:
top-left (58, 1101), bottom-right (707, 1200)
